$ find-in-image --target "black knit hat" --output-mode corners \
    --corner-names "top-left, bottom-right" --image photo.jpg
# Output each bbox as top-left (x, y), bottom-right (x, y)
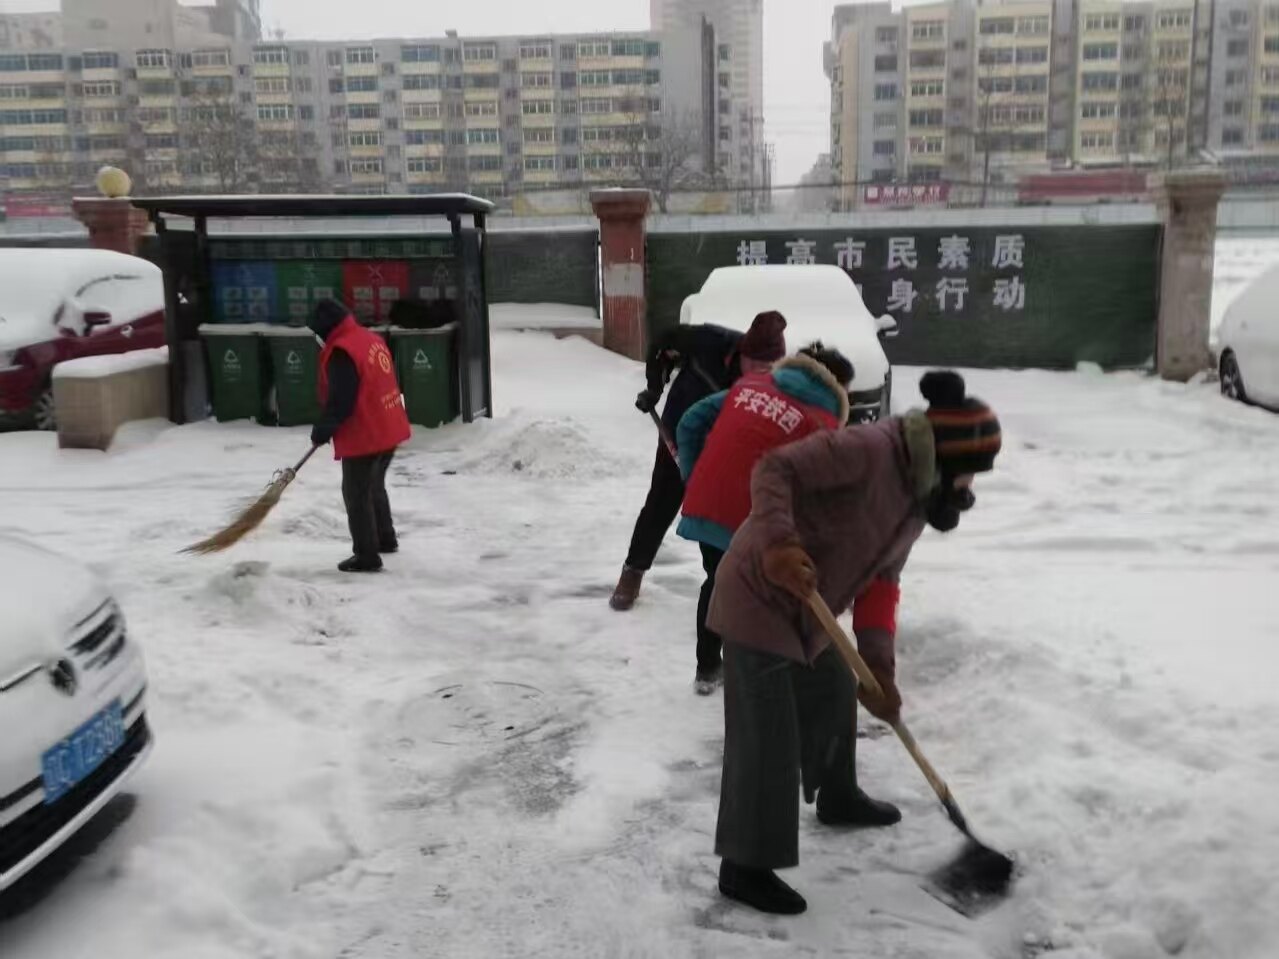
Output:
top-left (920, 370), bottom-right (1002, 476)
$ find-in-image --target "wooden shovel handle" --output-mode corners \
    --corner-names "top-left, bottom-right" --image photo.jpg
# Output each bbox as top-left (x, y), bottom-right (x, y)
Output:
top-left (805, 593), bottom-right (954, 806)
top-left (293, 445), bottom-right (319, 473)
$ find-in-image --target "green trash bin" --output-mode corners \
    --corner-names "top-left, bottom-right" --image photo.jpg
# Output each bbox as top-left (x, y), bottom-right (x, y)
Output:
top-left (200, 324), bottom-right (271, 423)
top-left (391, 324), bottom-right (458, 428)
top-left (262, 327), bottom-right (321, 427)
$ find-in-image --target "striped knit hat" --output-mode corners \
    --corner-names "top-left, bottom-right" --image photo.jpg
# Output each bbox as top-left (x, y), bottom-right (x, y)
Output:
top-left (920, 371), bottom-right (1002, 476)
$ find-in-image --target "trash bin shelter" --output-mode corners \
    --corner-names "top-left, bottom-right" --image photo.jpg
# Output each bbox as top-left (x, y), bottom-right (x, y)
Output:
top-left (200, 324), bottom-right (271, 423)
top-left (132, 194), bottom-right (496, 427)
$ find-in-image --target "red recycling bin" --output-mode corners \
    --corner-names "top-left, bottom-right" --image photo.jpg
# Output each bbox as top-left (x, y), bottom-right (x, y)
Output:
top-left (342, 260), bottom-right (410, 325)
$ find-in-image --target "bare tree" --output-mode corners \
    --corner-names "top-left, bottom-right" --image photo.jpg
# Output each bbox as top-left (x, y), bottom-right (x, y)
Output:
top-left (258, 127), bottom-right (325, 194)
top-left (1150, 67), bottom-right (1190, 171)
top-left (596, 107), bottom-right (706, 213)
top-left (184, 90), bottom-right (260, 193)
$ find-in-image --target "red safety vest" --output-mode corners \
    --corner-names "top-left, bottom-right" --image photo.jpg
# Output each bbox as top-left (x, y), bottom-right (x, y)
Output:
top-left (682, 372), bottom-right (838, 534)
top-left (318, 316), bottom-right (412, 460)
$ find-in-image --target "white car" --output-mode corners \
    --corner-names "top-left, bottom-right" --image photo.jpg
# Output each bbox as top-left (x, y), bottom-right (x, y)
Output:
top-left (1217, 262), bottom-right (1279, 409)
top-left (0, 536), bottom-right (151, 893)
top-left (679, 265), bottom-right (897, 422)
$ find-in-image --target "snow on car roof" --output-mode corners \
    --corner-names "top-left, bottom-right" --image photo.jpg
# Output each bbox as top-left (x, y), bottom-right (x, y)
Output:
top-left (697, 265), bottom-right (877, 325)
top-left (0, 249), bottom-right (163, 351)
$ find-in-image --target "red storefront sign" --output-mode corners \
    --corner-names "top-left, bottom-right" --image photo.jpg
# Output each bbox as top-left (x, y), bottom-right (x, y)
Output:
top-left (862, 183), bottom-right (950, 207)
top-left (0, 195), bottom-right (72, 218)
top-left (341, 261), bottom-right (409, 324)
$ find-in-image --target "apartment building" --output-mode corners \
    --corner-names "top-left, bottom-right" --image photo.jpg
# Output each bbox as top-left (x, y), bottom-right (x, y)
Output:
top-left (828, 0), bottom-right (1279, 206)
top-left (0, 27), bottom-right (724, 203)
top-left (651, 0), bottom-right (765, 196)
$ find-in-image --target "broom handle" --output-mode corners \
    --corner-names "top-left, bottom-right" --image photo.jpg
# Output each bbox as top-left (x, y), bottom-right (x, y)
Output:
top-left (648, 409), bottom-right (679, 463)
top-left (292, 445), bottom-right (319, 473)
top-left (806, 593), bottom-right (953, 805)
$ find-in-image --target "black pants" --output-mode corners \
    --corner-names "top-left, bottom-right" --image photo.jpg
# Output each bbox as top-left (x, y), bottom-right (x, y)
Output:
top-left (623, 441), bottom-right (684, 572)
top-left (696, 544), bottom-right (725, 674)
top-left (715, 643), bottom-right (859, 870)
top-left (341, 449), bottom-right (397, 560)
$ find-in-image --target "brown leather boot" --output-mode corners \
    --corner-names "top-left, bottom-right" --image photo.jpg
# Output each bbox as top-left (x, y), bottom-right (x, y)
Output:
top-left (609, 565), bottom-right (644, 611)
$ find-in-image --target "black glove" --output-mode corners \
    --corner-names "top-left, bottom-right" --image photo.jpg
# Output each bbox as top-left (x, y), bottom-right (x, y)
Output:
top-left (635, 389), bottom-right (660, 414)
top-left (310, 423), bottom-right (335, 447)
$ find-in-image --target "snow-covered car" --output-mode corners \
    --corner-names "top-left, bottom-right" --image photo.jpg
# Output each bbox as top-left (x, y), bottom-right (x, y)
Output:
top-left (679, 265), bottom-right (897, 422)
top-left (1217, 262), bottom-right (1279, 409)
top-left (0, 249), bottom-right (166, 431)
top-left (0, 536), bottom-right (151, 893)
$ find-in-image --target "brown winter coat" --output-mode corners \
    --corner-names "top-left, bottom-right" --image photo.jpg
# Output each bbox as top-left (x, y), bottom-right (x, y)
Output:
top-left (706, 411), bottom-right (938, 664)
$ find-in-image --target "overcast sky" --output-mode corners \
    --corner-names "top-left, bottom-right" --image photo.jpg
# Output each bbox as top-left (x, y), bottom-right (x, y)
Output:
top-left (4, 0), bottom-right (839, 183)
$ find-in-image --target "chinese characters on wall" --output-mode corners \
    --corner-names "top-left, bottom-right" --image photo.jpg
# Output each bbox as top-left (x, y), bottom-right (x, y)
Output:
top-left (734, 233), bottom-right (1028, 321)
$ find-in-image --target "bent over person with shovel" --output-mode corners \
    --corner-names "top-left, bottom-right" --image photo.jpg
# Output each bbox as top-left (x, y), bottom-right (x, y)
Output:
top-left (308, 299), bottom-right (412, 574)
top-left (709, 370), bottom-right (1002, 915)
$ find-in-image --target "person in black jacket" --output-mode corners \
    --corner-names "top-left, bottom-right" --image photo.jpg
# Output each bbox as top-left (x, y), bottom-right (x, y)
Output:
top-left (610, 310), bottom-right (787, 615)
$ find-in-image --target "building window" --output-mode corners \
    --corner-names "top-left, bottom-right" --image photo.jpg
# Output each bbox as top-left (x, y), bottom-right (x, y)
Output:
top-left (347, 47), bottom-right (375, 64)
top-left (136, 49), bottom-right (171, 69)
top-left (874, 55), bottom-right (898, 72)
top-left (1225, 69), bottom-right (1248, 87)
top-left (1082, 42), bottom-right (1118, 60)
top-left (293, 50), bottom-right (309, 66)
top-left (718, 43), bottom-right (731, 61)
top-left (1016, 45), bottom-right (1049, 64)
top-left (523, 126), bottom-right (555, 143)
top-left (82, 52), bottom-right (119, 70)
top-left (298, 105), bottom-right (314, 120)
top-left (405, 129), bottom-right (444, 144)
top-left (874, 83), bottom-right (898, 101)
top-left (464, 43), bottom-right (498, 62)
top-left (407, 157), bottom-right (443, 173)
top-left (257, 104), bottom-right (294, 121)
top-left (521, 99), bottom-right (554, 115)
top-left (253, 46), bottom-right (288, 65)
top-left (1222, 127), bottom-right (1245, 145)
top-left (350, 158), bottom-right (383, 174)
top-left (254, 77), bottom-right (291, 94)
top-left (1018, 16), bottom-right (1050, 35)
top-left (327, 49), bottom-right (343, 67)
top-left (978, 76), bottom-right (1014, 94)
top-left (979, 17), bottom-right (1015, 35)
top-left (191, 49), bottom-right (230, 67)
top-left (1262, 95), bottom-right (1279, 113)
top-left (908, 109), bottom-right (943, 127)
top-left (978, 48), bottom-right (1015, 66)
top-left (144, 133), bottom-right (178, 149)
top-left (347, 75), bottom-right (378, 92)
top-left (1123, 44), bottom-right (1146, 59)
top-left (404, 102), bottom-right (441, 119)
top-left (466, 128), bottom-right (499, 144)
top-left (876, 27), bottom-right (898, 43)
top-left (872, 139), bottom-right (896, 156)
top-left (911, 20), bottom-right (945, 41)
top-left (1227, 39), bottom-right (1249, 57)
top-left (519, 43), bottom-right (552, 60)
top-left (580, 97), bottom-right (612, 114)
top-left (401, 45), bottom-right (440, 63)
top-left (1124, 15), bottom-right (1145, 32)
top-left (468, 155), bottom-right (502, 171)
top-left (1155, 11), bottom-right (1193, 30)
top-left (465, 74), bottom-right (499, 89)
top-left (1122, 72), bottom-right (1144, 90)
top-left (1082, 71), bottom-right (1119, 91)
top-left (1084, 14), bottom-right (1121, 31)
top-left (524, 155), bottom-right (556, 171)
top-left (82, 81), bottom-right (120, 97)
top-left (349, 131), bottom-right (382, 147)
top-left (1157, 41), bottom-right (1190, 61)
top-left (1260, 124), bottom-right (1279, 141)
top-left (139, 79), bottom-right (177, 95)
top-left (580, 70), bottom-right (610, 87)
top-left (402, 74), bottom-right (440, 91)
top-left (910, 80), bottom-right (943, 97)
top-left (348, 103), bottom-right (380, 119)
top-left (612, 39), bottom-right (646, 57)
top-left (909, 50), bottom-right (945, 69)
top-left (1224, 99), bottom-right (1245, 116)
top-left (521, 72), bottom-right (553, 88)
top-left (1080, 101), bottom-right (1117, 119)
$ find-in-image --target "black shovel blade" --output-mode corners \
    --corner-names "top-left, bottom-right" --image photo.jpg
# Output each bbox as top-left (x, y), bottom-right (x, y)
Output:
top-left (925, 838), bottom-right (1016, 918)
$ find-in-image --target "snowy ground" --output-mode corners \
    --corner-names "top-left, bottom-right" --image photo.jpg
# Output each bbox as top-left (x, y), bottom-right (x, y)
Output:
top-left (3, 329), bottom-right (1279, 958)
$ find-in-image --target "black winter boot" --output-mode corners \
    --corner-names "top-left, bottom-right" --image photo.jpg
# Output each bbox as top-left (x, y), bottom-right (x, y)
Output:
top-left (816, 785), bottom-right (902, 828)
top-left (718, 860), bottom-right (807, 915)
top-left (338, 555), bottom-right (384, 573)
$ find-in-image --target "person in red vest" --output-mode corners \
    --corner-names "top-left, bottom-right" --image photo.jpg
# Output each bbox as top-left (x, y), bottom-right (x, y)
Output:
top-left (308, 299), bottom-right (412, 573)
top-left (675, 342), bottom-right (854, 694)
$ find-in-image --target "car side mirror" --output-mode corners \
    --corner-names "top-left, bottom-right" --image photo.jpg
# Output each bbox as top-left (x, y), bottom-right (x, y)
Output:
top-left (876, 315), bottom-right (899, 339)
top-left (83, 310), bottom-right (113, 332)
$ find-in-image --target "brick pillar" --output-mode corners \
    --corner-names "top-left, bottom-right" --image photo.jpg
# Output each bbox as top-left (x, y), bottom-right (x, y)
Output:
top-left (590, 189), bottom-right (651, 361)
top-left (71, 197), bottom-right (150, 256)
top-left (1151, 170), bottom-right (1226, 382)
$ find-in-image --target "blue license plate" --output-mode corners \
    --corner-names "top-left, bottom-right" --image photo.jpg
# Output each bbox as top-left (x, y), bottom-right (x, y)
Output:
top-left (41, 700), bottom-right (125, 805)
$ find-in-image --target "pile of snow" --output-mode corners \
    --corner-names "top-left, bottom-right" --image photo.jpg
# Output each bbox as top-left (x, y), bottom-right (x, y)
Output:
top-left (52, 346), bottom-right (168, 380)
top-left (452, 413), bottom-right (629, 479)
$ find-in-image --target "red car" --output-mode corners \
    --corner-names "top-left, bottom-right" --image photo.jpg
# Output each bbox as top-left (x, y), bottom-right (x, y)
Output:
top-left (0, 249), bottom-right (166, 430)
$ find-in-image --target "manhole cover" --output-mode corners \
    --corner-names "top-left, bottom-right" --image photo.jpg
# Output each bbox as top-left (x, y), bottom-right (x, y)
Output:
top-left (403, 681), bottom-right (550, 746)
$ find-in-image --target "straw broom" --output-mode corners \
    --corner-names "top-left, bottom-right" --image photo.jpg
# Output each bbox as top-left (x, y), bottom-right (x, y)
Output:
top-left (181, 446), bottom-right (319, 555)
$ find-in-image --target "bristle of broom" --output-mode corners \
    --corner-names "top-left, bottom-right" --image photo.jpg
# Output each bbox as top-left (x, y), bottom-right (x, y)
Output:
top-left (181, 471), bottom-right (295, 555)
